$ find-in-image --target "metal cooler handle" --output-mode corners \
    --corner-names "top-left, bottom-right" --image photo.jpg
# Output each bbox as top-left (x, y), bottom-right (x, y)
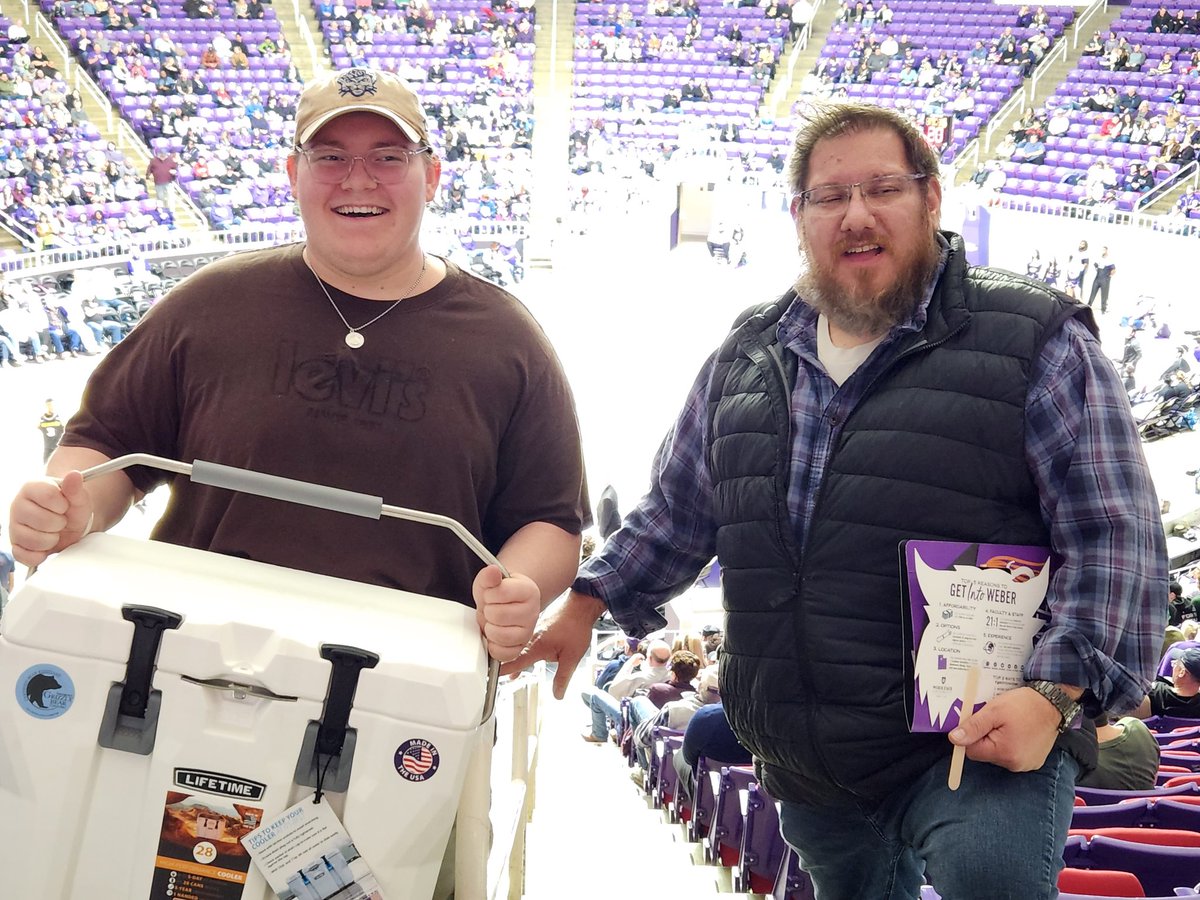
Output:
top-left (80, 453), bottom-right (505, 723)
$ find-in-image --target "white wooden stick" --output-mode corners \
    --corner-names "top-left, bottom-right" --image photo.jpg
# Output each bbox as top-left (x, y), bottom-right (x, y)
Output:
top-left (948, 666), bottom-right (980, 792)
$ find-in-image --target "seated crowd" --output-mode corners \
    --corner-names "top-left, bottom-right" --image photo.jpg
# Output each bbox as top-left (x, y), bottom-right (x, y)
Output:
top-left (581, 625), bottom-right (753, 800)
top-left (0, 29), bottom-right (171, 246)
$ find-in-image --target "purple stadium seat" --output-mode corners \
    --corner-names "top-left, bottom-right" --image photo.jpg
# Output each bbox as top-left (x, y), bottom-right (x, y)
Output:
top-left (655, 733), bottom-right (685, 814)
top-left (709, 765), bottom-right (755, 867)
top-left (645, 726), bottom-right (683, 802)
top-left (771, 845), bottom-right (816, 900)
top-left (1076, 781), bottom-right (1200, 807)
top-left (1161, 753), bottom-right (1200, 772)
top-left (1147, 720), bottom-right (1200, 734)
top-left (736, 782), bottom-right (785, 894)
top-left (687, 755), bottom-right (723, 843)
top-left (1061, 834), bottom-right (1200, 896)
top-left (1160, 728), bottom-right (1200, 746)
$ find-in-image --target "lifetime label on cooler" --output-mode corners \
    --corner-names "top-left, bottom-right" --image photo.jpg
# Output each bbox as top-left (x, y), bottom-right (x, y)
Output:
top-left (147, 768), bottom-right (265, 900)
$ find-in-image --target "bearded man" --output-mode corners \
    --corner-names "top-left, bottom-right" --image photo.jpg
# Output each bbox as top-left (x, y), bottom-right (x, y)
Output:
top-left (507, 103), bottom-right (1165, 900)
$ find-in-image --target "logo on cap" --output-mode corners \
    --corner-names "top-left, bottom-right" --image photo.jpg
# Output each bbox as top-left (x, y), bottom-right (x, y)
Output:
top-left (337, 68), bottom-right (378, 99)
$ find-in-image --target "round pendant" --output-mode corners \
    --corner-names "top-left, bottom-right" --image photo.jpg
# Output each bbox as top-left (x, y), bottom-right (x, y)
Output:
top-left (345, 331), bottom-right (365, 349)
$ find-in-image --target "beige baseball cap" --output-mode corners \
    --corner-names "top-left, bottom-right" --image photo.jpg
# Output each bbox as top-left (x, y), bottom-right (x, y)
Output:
top-left (294, 67), bottom-right (429, 147)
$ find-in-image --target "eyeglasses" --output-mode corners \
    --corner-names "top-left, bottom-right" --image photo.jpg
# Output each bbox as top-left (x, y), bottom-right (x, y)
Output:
top-left (792, 173), bottom-right (928, 218)
top-left (296, 145), bottom-right (432, 184)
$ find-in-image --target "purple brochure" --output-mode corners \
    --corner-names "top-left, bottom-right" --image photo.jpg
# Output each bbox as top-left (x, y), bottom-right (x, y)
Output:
top-left (901, 540), bottom-right (1053, 733)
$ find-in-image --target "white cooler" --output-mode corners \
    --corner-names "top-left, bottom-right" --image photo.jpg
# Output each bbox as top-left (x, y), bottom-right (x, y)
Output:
top-left (0, 457), bottom-right (494, 900)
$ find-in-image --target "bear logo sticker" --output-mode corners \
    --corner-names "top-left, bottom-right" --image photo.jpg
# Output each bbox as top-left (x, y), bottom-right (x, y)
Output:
top-left (16, 664), bottom-right (75, 719)
top-left (395, 739), bottom-right (440, 782)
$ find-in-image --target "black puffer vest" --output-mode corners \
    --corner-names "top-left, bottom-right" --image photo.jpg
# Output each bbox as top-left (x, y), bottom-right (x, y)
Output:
top-left (707, 234), bottom-right (1095, 806)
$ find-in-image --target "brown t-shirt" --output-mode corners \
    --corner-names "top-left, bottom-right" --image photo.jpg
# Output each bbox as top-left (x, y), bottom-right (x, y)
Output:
top-left (64, 243), bottom-right (590, 605)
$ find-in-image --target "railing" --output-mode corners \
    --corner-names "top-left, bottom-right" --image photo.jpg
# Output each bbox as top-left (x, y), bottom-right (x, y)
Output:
top-left (1136, 160), bottom-right (1199, 211)
top-left (1073, 0), bottom-right (1108, 49)
top-left (0, 207), bottom-right (38, 250)
top-left (946, 139), bottom-right (980, 184)
top-left (766, 0), bottom-right (824, 117)
top-left (990, 192), bottom-right (1200, 237)
top-left (72, 67), bottom-right (113, 131)
top-left (454, 667), bottom-right (543, 900)
top-left (1030, 38), bottom-right (1068, 97)
top-left (463, 221), bottom-right (530, 242)
top-left (32, 7), bottom-right (72, 80)
top-left (984, 88), bottom-right (1027, 153)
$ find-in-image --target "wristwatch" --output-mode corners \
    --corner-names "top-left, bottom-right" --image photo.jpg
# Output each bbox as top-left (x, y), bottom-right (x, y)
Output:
top-left (1026, 680), bottom-right (1083, 734)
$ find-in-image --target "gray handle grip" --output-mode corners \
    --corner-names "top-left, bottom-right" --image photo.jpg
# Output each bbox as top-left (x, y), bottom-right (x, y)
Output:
top-left (192, 460), bottom-right (384, 519)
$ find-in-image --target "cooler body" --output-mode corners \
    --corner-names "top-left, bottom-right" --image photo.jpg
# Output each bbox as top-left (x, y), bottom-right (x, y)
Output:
top-left (0, 532), bottom-right (488, 900)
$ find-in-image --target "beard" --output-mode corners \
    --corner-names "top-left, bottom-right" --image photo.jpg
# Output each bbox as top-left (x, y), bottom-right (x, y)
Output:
top-left (795, 210), bottom-right (942, 340)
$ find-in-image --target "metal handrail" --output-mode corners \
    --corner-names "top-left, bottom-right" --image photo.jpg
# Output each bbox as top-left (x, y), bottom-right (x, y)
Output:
top-left (1030, 38), bottom-right (1068, 97)
top-left (985, 88), bottom-right (1027, 153)
top-left (1073, 0), bottom-right (1109, 49)
top-left (1136, 160), bottom-right (1199, 211)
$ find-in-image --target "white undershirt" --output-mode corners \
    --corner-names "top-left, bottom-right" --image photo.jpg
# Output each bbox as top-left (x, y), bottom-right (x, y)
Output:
top-left (816, 313), bottom-right (886, 386)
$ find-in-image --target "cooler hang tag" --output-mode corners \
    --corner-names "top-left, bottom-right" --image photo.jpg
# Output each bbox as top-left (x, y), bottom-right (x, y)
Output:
top-left (241, 795), bottom-right (387, 899)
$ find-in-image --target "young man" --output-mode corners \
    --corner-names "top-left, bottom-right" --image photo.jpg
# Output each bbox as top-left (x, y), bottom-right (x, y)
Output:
top-left (8, 68), bottom-right (589, 663)
top-left (507, 103), bottom-right (1163, 899)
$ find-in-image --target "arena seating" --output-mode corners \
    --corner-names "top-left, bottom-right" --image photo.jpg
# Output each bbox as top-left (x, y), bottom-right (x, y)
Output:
top-left (812, 0), bottom-right (1074, 161)
top-left (997, 0), bottom-right (1200, 208)
top-left (43, 0), bottom-right (301, 228)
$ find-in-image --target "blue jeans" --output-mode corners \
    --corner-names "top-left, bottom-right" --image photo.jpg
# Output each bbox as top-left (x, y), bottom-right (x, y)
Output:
top-left (779, 748), bottom-right (1079, 900)
top-left (629, 695), bottom-right (659, 769)
top-left (580, 687), bottom-right (621, 740)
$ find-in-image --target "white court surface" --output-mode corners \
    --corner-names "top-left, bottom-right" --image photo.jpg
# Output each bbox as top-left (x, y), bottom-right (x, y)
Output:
top-left (2, 232), bottom-right (1198, 580)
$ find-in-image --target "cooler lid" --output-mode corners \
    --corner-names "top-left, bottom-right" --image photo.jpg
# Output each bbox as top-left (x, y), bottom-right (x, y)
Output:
top-left (4, 533), bottom-right (487, 731)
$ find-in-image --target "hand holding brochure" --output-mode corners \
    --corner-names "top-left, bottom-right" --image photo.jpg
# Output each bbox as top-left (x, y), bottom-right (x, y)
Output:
top-left (901, 540), bottom-right (1054, 733)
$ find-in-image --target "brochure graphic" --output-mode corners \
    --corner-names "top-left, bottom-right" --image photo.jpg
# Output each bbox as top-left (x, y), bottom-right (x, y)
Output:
top-left (901, 540), bottom-right (1053, 732)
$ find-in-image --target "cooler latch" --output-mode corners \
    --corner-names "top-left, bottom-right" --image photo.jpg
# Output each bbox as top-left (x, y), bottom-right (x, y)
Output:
top-left (97, 604), bottom-right (184, 755)
top-left (294, 644), bottom-right (380, 795)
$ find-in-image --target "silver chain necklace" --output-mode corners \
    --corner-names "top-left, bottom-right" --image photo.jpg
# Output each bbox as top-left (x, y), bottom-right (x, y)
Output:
top-left (306, 254), bottom-right (428, 349)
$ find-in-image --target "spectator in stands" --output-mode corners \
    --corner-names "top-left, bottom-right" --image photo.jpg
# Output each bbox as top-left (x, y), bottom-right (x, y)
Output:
top-left (1151, 4), bottom-right (1177, 32)
top-left (1137, 647), bottom-right (1200, 717)
top-left (630, 663), bottom-right (723, 785)
top-left (1013, 133), bottom-right (1046, 165)
top-left (1169, 580), bottom-right (1195, 627)
top-left (1125, 43), bottom-right (1147, 71)
top-left (511, 102), bottom-right (1162, 900)
top-left (646, 649), bottom-right (703, 707)
top-left (9, 69), bottom-right (588, 680)
top-left (1126, 163), bottom-right (1155, 193)
top-left (1150, 51), bottom-right (1176, 77)
top-left (1114, 85), bottom-right (1144, 115)
top-left (671, 673), bottom-right (753, 799)
top-left (1083, 85), bottom-right (1117, 112)
top-left (692, 627), bottom-right (720, 663)
top-left (594, 636), bottom-right (635, 691)
top-left (1076, 711), bottom-right (1160, 790)
top-left (145, 147), bottom-right (177, 208)
top-left (580, 638), bottom-right (672, 742)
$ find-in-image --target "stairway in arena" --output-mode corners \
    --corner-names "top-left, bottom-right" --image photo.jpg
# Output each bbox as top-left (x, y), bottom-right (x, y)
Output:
top-left (519, 663), bottom-right (755, 899)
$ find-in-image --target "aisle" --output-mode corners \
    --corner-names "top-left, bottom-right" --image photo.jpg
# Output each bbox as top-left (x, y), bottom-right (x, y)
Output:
top-left (519, 661), bottom-right (742, 899)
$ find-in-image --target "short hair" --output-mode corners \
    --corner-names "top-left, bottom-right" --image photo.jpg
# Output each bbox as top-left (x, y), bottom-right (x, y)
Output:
top-left (785, 102), bottom-right (941, 198)
top-left (1171, 581), bottom-right (1184, 597)
top-left (669, 650), bottom-right (702, 683)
